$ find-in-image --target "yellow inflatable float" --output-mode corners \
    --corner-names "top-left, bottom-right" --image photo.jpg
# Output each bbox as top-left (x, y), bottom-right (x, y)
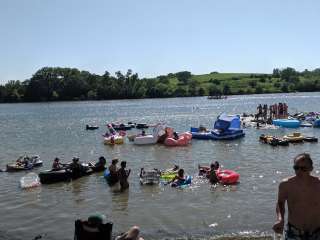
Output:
top-left (104, 135), bottom-right (124, 145)
top-left (283, 132), bottom-right (304, 143)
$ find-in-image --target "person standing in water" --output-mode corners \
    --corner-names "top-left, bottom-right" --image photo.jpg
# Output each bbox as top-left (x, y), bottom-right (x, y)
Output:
top-left (107, 159), bottom-right (119, 185)
top-left (273, 153), bottom-right (320, 240)
top-left (118, 161), bottom-right (131, 191)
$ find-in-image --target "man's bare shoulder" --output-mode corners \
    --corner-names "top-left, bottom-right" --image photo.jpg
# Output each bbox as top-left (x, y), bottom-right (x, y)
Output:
top-left (279, 176), bottom-right (296, 187)
top-left (280, 176), bottom-right (296, 183)
top-left (310, 175), bottom-right (320, 183)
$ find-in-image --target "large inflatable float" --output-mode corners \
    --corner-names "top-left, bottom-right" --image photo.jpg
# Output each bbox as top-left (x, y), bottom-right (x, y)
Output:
top-left (273, 119), bottom-right (300, 128)
top-left (164, 127), bottom-right (192, 146)
top-left (103, 124), bottom-right (125, 145)
top-left (133, 124), bottom-right (166, 145)
top-left (191, 114), bottom-right (245, 140)
top-left (199, 167), bottom-right (240, 184)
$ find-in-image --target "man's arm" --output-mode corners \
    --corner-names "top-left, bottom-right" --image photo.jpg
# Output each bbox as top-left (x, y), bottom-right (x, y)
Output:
top-left (277, 182), bottom-right (287, 221)
top-left (273, 181), bottom-right (288, 233)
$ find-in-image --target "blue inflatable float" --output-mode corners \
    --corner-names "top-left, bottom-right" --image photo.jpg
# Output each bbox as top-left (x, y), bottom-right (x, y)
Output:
top-left (191, 114), bottom-right (245, 140)
top-left (314, 119), bottom-right (320, 128)
top-left (103, 169), bottom-right (110, 179)
top-left (171, 176), bottom-right (192, 188)
top-left (273, 119), bottom-right (300, 128)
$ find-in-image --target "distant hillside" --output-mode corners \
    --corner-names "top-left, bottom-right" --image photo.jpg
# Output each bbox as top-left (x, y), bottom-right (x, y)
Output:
top-left (0, 67), bottom-right (320, 102)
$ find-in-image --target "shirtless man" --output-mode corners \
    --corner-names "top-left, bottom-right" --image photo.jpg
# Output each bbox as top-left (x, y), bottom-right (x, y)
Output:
top-left (118, 161), bottom-right (131, 191)
top-left (273, 153), bottom-right (320, 240)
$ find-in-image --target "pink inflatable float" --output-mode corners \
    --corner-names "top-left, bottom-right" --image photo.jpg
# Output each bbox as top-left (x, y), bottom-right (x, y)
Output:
top-left (164, 127), bottom-right (192, 146)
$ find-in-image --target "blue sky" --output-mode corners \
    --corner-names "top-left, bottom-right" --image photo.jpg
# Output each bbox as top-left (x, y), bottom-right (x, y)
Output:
top-left (1, 0), bottom-right (320, 83)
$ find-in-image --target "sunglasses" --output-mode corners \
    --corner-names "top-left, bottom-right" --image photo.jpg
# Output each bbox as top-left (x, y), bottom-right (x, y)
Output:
top-left (293, 165), bottom-right (308, 171)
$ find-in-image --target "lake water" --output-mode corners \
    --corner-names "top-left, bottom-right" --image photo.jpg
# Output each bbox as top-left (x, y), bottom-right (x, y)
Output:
top-left (1, 92), bottom-right (320, 240)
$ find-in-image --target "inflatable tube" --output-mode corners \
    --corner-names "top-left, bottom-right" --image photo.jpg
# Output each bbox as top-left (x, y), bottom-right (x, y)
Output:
top-left (171, 176), bottom-right (192, 188)
top-left (217, 170), bottom-right (239, 184)
top-left (160, 172), bottom-right (177, 181)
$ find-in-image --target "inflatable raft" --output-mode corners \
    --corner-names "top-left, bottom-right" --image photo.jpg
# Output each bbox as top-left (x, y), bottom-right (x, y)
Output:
top-left (191, 114), bottom-right (245, 140)
top-left (273, 119), bottom-right (300, 128)
top-left (283, 132), bottom-right (304, 143)
top-left (217, 170), bottom-right (240, 185)
top-left (164, 127), bottom-right (192, 146)
top-left (198, 167), bottom-right (240, 184)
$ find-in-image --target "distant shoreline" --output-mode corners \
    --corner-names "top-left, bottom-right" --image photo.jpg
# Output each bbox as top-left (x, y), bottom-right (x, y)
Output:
top-left (1, 66), bottom-right (319, 103)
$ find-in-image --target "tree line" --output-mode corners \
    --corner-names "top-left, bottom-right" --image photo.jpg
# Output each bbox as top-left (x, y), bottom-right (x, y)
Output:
top-left (0, 67), bottom-right (320, 103)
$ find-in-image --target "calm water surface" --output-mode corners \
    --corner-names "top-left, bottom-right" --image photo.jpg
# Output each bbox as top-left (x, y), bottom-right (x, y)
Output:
top-left (1, 92), bottom-right (320, 239)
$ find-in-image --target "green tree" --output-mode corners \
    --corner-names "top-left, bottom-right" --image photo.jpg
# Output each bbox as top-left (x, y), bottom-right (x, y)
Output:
top-left (188, 79), bottom-right (198, 96)
top-left (175, 71), bottom-right (191, 84)
top-left (174, 86), bottom-right (188, 97)
top-left (272, 68), bottom-right (281, 78)
top-left (248, 80), bottom-right (257, 88)
top-left (208, 84), bottom-right (221, 96)
top-left (157, 75), bottom-right (169, 84)
top-left (255, 85), bottom-right (263, 94)
top-left (281, 83), bottom-right (289, 92)
top-left (198, 87), bottom-right (205, 96)
top-left (223, 84), bottom-right (231, 95)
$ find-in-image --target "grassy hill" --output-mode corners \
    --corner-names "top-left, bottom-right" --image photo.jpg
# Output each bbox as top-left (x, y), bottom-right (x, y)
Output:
top-left (154, 69), bottom-right (320, 96)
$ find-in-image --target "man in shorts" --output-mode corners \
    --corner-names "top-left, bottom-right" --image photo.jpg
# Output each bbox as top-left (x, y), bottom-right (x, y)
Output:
top-left (273, 153), bottom-right (320, 240)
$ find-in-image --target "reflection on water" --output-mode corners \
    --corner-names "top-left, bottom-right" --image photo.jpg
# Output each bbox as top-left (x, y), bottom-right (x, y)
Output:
top-left (112, 190), bottom-right (129, 212)
top-left (0, 93), bottom-right (320, 239)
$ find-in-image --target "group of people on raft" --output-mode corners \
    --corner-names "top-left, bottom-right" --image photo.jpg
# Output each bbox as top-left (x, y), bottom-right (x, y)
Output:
top-left (256, 103), bottom-right (288, 123)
